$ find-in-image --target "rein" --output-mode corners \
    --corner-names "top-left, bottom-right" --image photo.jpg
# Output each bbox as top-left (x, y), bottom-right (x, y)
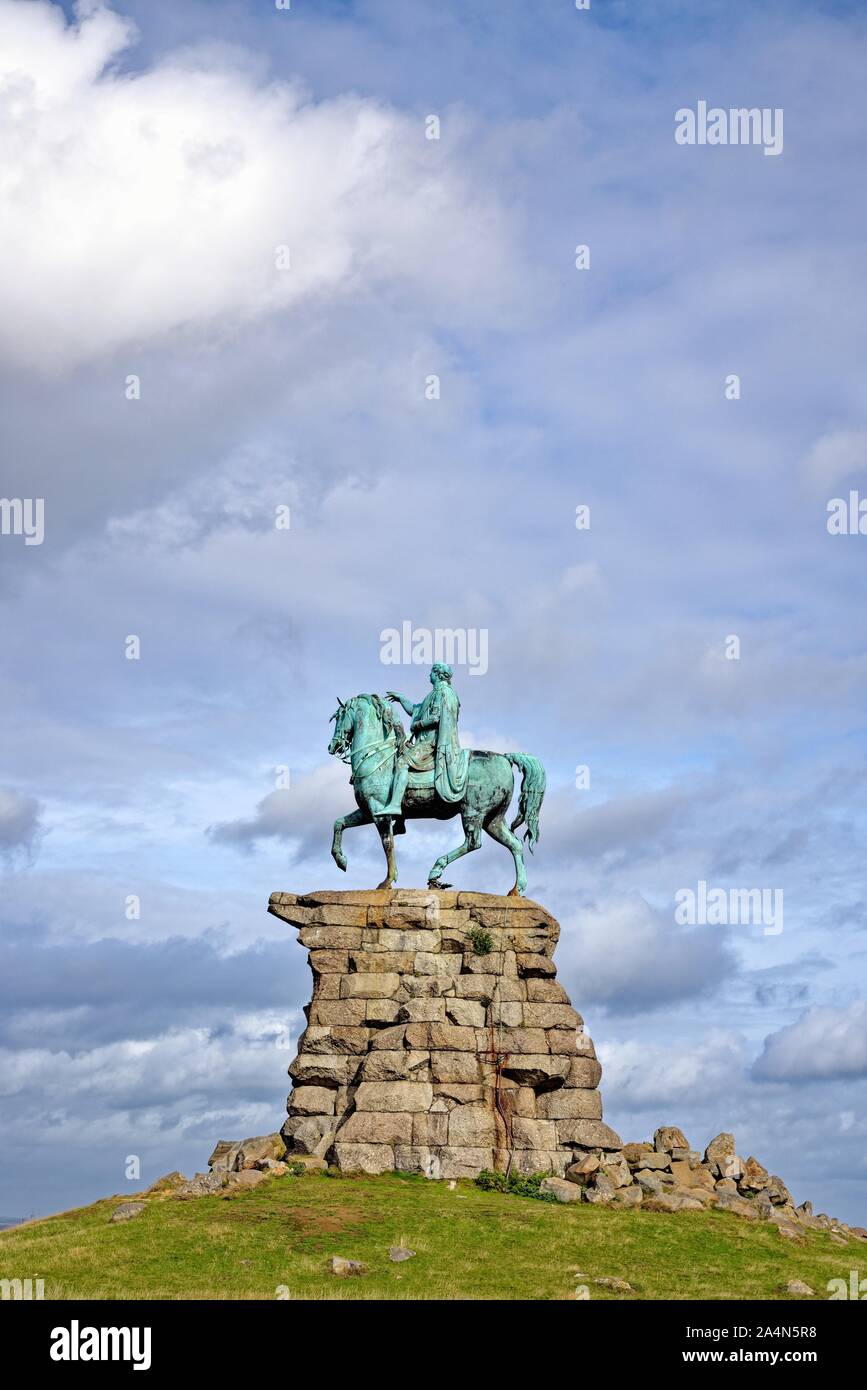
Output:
top-left (333, 698), bottom-right (398, 780)
top-left (351, 735), bottom-right (396, 779)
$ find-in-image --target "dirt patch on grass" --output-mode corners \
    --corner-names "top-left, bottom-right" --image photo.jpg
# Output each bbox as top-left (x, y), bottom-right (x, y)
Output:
top-left (285, 1204), bottom-right (361, 1236)
top-left (210, 1199), bottom-right (364, 1240)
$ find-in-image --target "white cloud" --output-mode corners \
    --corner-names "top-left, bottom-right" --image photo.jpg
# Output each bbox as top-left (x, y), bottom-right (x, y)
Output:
top-left (602, 1030), bottom-right (747, 1111)
top-left (0, 1016), bottom-right (298, 1107)
top-left (0, 0), bottom-right (519, 371)
top-left (753, 1000), bottom-right (867, 1082)
top-left (801, 428), bottom-right (867, 492)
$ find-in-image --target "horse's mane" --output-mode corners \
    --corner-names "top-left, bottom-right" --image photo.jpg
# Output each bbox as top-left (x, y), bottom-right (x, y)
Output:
top-left (365, 693), bottom-right (406, 752)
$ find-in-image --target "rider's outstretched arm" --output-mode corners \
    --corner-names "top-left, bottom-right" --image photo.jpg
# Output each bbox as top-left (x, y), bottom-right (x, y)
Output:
top-left (386, 691), bottom-right (416, 718)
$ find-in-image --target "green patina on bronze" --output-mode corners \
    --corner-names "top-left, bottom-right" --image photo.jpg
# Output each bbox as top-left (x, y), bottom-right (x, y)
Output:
top-left (327, 664), bottom-right (545, 895)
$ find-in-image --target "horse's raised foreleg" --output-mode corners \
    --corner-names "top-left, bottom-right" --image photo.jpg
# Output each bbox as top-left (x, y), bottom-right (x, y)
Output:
top-left (485, 813), bottom-right (527, 896)
top-left (376, 816), bottom-right (398, 890)
top-left (427, 817), bottom-right (482, 889)
top-left (331, 807), bottom-right (369, 872)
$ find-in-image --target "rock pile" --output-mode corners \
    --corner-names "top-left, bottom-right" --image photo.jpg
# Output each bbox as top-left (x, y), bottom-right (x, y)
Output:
top-left (268, 889), bottom-right (620, 1178)
top-left (145, 1134), bottom-right (314, 1200)
top-left (539, 1125), bottom-right (866, 1241)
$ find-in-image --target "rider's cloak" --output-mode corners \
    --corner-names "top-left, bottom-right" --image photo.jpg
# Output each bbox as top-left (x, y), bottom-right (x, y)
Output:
top-left (432, 682), bottom-right (470, 802)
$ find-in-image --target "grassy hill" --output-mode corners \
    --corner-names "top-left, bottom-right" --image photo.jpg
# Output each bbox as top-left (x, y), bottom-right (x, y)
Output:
top-left (0, 1170), bottom-right (858, 1300)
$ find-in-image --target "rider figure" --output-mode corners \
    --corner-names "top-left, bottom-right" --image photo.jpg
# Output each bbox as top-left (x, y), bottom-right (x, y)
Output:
top-left (380, 662), bottom-right (468, 815)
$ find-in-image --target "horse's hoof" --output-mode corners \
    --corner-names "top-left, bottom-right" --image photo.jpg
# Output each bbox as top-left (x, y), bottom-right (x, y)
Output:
top-left (507, 885), bottom-right (524, 897)
top-left (428, 880), bottom-right (452, 890)
top-left (375, 879), bottom-right (394, 890)
top-left (333, 856), bottom-right (347, 872)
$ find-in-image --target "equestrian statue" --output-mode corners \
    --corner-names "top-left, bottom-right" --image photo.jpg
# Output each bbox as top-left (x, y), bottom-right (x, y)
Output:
top-left (327, 663), bottom-right (545, 895)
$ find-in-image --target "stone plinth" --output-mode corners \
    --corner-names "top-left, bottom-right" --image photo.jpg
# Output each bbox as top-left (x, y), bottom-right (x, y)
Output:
top-left (268, 889), bottom-right (620, 1179)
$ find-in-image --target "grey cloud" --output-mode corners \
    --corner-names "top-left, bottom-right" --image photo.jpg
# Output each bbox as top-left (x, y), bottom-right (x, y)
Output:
top-left (208, 761), bottom-right (349, 858)
top-left (0, 927), bottom-right (303, 1050)
top-left (556, 894), bottom-right (737, 1015)
top-left (541, 783), bottom-right (703, 867)
top-left (0, 787), bottom-right (41, 857)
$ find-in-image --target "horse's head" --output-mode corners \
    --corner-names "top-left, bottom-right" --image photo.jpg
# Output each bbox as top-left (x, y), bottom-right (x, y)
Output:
top-left (328, 693), bottom-right (405, 763)
top-left (328, 696), bottom-right (355, 758)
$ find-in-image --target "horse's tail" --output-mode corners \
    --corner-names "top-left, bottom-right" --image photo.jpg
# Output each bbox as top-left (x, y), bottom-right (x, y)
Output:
top-left (506, 753), bottom-right (546, 852)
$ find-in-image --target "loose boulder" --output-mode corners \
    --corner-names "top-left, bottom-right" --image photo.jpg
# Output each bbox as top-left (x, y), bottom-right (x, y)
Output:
top-left (703, 1132), bottom-right (735, 1174)
top-left (739, 1155), bottom-right (769, 1193)
top-left (540, 1176), bottom-right (582, 1203)
top-left (109, 1202), bottom-right (145, 1223)
top-left (654, 1126), bottom-right (688, 1153)
top-left (329, 1256), bottom-right (365, 1276)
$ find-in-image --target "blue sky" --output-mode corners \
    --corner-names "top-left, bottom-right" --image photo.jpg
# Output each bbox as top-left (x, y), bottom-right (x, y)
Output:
top-left (1, 0), bottom-right (866, 1227)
